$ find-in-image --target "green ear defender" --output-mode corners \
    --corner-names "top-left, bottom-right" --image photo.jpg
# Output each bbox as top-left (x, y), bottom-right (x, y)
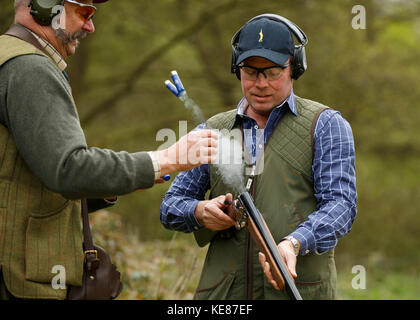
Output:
top-left (28, 0), bottom-right (64, 26)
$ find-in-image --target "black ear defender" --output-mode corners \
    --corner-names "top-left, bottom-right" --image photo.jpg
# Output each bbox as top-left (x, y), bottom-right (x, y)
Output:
top-left (28, 0), bottom-right (64, 26)
top-left (231, 14), bottom-right (308, 80)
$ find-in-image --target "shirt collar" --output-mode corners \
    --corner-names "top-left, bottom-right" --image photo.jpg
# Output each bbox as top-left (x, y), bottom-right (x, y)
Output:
top-left (235, 89), bottom-right (298, 125)
top-left (28, 30), bottom-right (67, 71)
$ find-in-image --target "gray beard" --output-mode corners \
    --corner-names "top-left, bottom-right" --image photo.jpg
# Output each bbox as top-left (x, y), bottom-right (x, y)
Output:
top-left (55, 28), bottom-right (87, 47)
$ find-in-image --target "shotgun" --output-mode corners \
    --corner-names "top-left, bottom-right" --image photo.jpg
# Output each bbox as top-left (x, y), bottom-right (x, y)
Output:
top-left (233, 191), bottom-right (303, 300)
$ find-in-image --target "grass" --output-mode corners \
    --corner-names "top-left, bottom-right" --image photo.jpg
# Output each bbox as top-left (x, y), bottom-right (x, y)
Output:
top-left (90, 210), bottom-right (207, 300)
top-left (337, 267), bottom-right (420, 300)
top-left (90, 210), bottom-right (420, 300)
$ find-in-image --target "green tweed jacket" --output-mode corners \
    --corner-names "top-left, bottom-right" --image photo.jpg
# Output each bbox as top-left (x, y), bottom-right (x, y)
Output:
top-left (0, 34), bottom-right (84, 299)
top-left (0, 32), bottom-right (155, 299)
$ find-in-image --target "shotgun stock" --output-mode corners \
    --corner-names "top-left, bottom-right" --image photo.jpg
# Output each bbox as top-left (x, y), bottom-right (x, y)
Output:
top-left (235, 192), bottom-right (303, 300)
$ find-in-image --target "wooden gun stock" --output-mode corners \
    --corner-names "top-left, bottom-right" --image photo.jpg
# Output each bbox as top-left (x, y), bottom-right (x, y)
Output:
top-left (237, 192), bottom-right (303, 300)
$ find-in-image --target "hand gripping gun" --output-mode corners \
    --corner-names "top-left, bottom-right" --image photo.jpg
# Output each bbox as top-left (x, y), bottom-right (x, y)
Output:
top-left (233, 192), bottom-right (303, 300)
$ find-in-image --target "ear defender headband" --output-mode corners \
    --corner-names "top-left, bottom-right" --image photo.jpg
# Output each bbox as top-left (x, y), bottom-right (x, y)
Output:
top-left (28, 0), bottom-right (65, 26)
top-left (231, 14), bottom-right (308, 80)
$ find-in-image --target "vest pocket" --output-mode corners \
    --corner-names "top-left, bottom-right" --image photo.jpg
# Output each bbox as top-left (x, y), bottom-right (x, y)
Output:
top-left (195, 272), bottom-right (236, 300)
top-left (25, 201), bottom-right (84, 286)
top-left (295, 281), bottom-right (324, 299)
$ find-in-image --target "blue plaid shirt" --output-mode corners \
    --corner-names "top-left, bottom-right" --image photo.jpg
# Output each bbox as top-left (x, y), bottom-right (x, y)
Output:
top-left (160, 92), bottom-right (357, 256)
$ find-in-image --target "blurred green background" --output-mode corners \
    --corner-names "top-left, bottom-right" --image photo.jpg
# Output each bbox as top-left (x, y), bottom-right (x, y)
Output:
top-left (2, 0), bottom-right (420, 299)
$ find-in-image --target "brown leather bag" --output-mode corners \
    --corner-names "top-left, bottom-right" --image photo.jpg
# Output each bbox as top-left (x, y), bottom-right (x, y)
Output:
top-left (67, 199), bottom-right (122, 300)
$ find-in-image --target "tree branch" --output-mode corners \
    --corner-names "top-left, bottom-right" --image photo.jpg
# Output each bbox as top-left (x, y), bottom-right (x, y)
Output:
top-left (81, 0), bottom-right (238, 126)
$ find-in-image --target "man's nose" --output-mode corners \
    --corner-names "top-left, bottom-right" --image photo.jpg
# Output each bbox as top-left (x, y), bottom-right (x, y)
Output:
top-left (82, 19), bottom-right (95, 33)
top-left (255, 72), bottom-right (269, 88)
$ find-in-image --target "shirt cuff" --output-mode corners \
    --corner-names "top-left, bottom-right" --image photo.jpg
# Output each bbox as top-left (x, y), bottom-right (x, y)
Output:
top-left (185, 199), bottom-right (203, 232)
top-left (147, 151), bottom-right (161, 180)
top-left (290, 227), bottom-right (317, 256)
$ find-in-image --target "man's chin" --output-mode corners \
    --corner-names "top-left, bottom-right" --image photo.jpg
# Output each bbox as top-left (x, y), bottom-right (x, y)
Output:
top-left (66, 40), bottom-right (79, 56)
top-left (249, 99), bottom-right (275, 114)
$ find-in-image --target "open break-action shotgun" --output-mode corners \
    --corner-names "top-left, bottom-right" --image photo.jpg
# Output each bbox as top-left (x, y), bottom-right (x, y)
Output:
top-left (232, 191), bottom-right (303, 300)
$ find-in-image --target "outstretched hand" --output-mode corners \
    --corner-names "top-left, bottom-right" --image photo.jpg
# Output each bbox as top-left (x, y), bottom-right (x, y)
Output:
top-left (156, 129), bottom-right (219, 174)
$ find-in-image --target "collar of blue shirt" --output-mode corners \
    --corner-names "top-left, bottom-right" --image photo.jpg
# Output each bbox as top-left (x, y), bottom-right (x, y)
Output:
top-left (234, 90), bottom-right (298, 129)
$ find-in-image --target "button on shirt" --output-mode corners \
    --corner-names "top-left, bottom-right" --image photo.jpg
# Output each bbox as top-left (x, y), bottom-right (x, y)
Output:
top-left (160, 92), bottom-right (357, 256)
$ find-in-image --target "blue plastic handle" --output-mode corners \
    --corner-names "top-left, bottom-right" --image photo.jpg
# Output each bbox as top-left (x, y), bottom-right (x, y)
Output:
top-left (162, 174), bottom-right (171, 181)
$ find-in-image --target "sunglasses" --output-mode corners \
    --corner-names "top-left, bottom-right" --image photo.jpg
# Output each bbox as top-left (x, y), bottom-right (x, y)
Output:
top-left (238, 64), bottom-right (290, 81)
top-left (65, 0), bottom-right (97, 23)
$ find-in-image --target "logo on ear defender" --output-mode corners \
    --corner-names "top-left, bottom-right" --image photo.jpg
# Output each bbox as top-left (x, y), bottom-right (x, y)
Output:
top-left (258, 28), bottom-right (263, 42)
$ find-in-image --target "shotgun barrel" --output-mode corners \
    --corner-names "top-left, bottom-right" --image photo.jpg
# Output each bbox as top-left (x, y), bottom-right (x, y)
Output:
top-left (237, 191), bottom-right (303, 300)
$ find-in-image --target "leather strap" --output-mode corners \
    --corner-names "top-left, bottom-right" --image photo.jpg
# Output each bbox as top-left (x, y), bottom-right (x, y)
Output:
top-left (81, 199), bottom-right (94, 250)
top-left (81, 199), bottom-right (100, 272)
top-left (4, 24), bottom-right (49, 56)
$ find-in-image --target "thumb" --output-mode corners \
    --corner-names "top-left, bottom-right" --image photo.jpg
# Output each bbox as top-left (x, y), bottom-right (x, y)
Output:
top-left (224, 193), bottom-right (233, 205)
top-left (280, 243), bottom-right (298, 278)
top-left (286, 256), bottom-right (297, 278)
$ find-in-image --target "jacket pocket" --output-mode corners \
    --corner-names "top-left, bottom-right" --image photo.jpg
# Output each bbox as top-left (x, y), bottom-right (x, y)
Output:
top-left (29, 187), bottom-right (70, 219)
top-left (194, 272), bottom-right (236, 300)
top-left (25, 201), bottom-right (84, 286)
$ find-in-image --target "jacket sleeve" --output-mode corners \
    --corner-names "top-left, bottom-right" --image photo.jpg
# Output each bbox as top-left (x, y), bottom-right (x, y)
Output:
top-left (3, 54), bottom-right (155, 199)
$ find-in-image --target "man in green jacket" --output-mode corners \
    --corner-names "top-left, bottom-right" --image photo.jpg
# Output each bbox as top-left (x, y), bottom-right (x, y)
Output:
top-left (0, 0), bottom-right (218, 299)
top-left (160, 14), bottom-right (357, 299)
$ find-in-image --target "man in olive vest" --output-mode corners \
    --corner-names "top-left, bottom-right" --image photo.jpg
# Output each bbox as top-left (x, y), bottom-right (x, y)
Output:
top-left (0, 0), bottom-right (219, 299)
top-left (160, 14), bottom-right (357, 299)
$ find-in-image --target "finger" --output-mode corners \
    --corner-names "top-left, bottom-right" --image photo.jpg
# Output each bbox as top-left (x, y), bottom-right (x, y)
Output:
top-left (194, 140), bottom-right (218, 153)
top-left (198, 129), bottom-right (220, 139)
top-left (213, 207), bottom-right (236, 225)
top-left (188, 144), bottom-right (218, 166)
top-left (224, 193), bottom-right (233, 204)
top-left (286, 254), bottom-right (297, 278)
top-left (205, 137), bottom-right (219, 148)
top-left (286, 256), bottom-right (297, 278)
top-left (205, 203), bottom-right (236, 226)
top-left (214, 195), bottom-right (228, 207)
top-left (265, 262), bottom-right (281, 290)
top-left (258, 252), bottom-right (266, 268)
top-left (224, 194), bottom-right (238, 219)
top-left (197, 146), bottom-right (218, 157)
top-left (263, 262), bottom-right (274, 282)
top-left (271, 279), bottom-right (280, 290)
top-left (279, 242), bottom-right (298, 278)
top-left (259, 252), bottom-right (281, 290)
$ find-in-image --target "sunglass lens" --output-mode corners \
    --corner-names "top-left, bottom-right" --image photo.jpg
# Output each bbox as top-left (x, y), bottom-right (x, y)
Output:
top-left (76, 6), bottom-right (95, 22)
